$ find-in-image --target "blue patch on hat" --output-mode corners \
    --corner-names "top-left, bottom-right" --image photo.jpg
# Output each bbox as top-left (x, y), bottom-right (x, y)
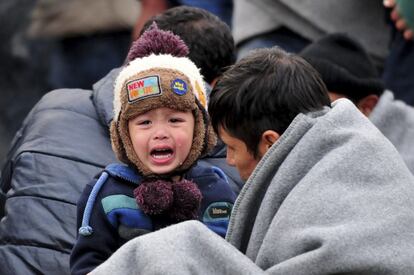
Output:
top-left (171, 78), bottom-right (188, 95)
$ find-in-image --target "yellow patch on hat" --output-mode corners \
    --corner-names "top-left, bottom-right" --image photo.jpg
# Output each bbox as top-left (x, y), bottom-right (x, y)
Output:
top-left (195, 81), bottom-right (207, 109)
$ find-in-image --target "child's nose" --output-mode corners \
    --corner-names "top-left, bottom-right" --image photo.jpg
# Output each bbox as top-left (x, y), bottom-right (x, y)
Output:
top-left (153, 126), bottom-right (169, 140)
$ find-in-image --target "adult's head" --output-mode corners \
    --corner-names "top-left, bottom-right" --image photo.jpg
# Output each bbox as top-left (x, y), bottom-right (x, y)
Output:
top-left (139, 6), bottom-right (236, 85)
top-left (300, 33), bottom-right (384, 116)
top-left (209, 47), bottom-right (330, 180)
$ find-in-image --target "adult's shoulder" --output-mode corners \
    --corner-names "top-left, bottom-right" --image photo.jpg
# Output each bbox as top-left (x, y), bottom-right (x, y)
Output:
top-left (0, 87), bottom-right (117, 274)
top-left (8, 87), bottom-right (112, 162)
top-left (35, 88), bottom-right (96, 117)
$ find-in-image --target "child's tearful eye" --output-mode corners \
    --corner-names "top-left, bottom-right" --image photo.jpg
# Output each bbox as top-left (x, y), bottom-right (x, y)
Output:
top-left (139, 120), bottom-right (151, 126)
top-left (170, 117), bottom-right (184, 123)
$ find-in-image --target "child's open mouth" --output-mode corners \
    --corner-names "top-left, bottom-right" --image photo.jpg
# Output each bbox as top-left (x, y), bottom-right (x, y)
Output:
top-left (150, 147), bottom-right (174, 161)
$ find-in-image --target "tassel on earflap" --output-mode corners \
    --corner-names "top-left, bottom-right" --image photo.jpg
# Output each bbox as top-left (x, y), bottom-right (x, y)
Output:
top-left (134, 179), bottom-right (202, 222)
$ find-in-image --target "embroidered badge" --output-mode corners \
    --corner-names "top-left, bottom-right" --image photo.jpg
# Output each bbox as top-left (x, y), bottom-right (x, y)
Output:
top-left (195, 81), bottom-right (207, 109)
top-left (203, 202), bottom-right (233, 221)
top-left (171, 78), bottom-right (188, 95)
top-left (126, 75), bottom-right (162, 103)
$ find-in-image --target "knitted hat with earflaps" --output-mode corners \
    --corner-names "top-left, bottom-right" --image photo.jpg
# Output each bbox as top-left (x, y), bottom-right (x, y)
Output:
top-left (110, 23), bottom-right (216, 178)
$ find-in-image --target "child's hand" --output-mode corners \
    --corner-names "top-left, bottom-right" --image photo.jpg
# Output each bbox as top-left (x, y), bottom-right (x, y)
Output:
top-left (384, 0), bottom-right (414, 40)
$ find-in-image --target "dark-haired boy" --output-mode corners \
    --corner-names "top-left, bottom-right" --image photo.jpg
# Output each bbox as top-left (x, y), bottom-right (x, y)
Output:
top-left (90, 47), bottom-right (414, 275)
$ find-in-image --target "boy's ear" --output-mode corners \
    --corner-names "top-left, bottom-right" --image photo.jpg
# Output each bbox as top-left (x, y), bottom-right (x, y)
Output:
top-left (356, 94), bottom-right (379, 117)
top-left (258, 130), bottom-right (280, 157)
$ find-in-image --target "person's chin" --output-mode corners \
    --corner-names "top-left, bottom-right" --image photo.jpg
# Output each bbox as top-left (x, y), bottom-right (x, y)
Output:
top-left (149, 163), bottom-right (179, 175)
top-left (240, 173), bottom-right (251, 182)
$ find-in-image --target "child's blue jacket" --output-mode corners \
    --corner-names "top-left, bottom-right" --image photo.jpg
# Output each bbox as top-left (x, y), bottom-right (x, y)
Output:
top-left (70, 162), bottom-right (236, 275)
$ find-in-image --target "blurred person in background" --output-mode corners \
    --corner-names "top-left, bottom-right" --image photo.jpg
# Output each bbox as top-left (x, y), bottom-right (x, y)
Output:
top-left (232, 0), bottom-right (390, 72)
top-left (132, 0), bottom-right (233, 40)
top-left (300, 33), bottom-right (414, 174)
top-left (27, 0), bottom-right (140, 90)
top-left (383, 0), bottom-right (414, 105)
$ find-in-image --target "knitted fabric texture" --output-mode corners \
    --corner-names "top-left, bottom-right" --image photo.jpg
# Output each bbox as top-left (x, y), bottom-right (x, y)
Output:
top-left (133, 178), bottom-right (202, 222)
top-left (133, 180), bottom-right (174, 215)
top-left (111, 24), bottom-right (216, 177)
top-left (300, 33), bottom-right (384, 102)
top-left (126, 22), bottom-right (189, 63)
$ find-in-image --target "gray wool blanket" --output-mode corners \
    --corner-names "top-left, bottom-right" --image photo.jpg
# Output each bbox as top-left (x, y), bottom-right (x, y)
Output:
top-left (370, 90), bottom-right (414, 174)
top-left (91, 99), bottom-right (414, 275)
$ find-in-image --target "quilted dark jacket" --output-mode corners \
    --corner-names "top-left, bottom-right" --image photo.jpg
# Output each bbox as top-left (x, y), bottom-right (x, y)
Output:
top-left (0, 68), bottom-right (242, 275)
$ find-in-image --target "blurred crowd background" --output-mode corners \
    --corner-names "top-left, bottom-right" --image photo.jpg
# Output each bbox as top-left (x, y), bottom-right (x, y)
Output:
top-left (0, 0), bottom-right (140, 164)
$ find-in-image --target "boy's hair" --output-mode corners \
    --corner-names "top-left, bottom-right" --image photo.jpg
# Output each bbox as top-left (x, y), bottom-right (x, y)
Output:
top-left (209, 47), bottom-right (331, 157)
top-left (140, 6), bottom-right (235, 84)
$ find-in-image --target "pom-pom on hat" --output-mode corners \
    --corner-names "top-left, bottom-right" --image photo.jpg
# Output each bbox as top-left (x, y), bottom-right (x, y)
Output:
top-left (299, 33), bottom-right (384, 102)
top-left (111, 23), bottom-right (216, 177)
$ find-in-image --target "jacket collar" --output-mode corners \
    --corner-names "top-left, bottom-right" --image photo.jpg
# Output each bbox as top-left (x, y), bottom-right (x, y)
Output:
top-left (105, 163), bottom-right (141, 184)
